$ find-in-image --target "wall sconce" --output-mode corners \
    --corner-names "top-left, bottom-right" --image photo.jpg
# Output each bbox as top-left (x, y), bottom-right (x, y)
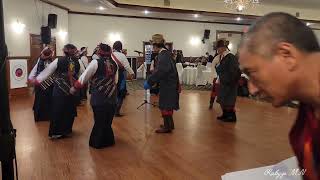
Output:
top-left (109, 33), bottom-right (121, 42)
top-left (58, 30), bottom-right (68, 40)
top-left (228, 43), bottom-right (233, 50)
top-left (11, 20), bottom-right (26, 34)
top-left (190, 36), bottom-right (201, 46)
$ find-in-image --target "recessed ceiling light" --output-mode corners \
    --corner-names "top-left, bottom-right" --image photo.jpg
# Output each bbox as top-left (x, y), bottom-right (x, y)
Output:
top-left (236, 17), bottom-right (242, 21)
top-left (97, 6), bottom-right (106, 11)
top-left (237, 5), bottom-right (244, 12)
top-left (194, 14), bottom-right (199, 18)
top-left (144, 10), bottom-right (150, 15)
top-left (306, 22), bottom-right (311, 26)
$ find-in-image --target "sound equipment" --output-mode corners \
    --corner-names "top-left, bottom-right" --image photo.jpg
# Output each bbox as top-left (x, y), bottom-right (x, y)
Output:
top-left (48, 14), bottom-right (57, 29)
top-left (41, 26), bottom-right (51, 45)
top-left (204, 29), bottom-right (210, 39)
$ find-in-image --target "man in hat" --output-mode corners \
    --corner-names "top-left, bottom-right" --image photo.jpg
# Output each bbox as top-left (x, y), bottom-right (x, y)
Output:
top-left (144, 34), bottom-right (180, 133)
top-left (34, 44), bottom-right (80, 139)
top-left (111, 41), bottom-right (135, 117)
top-left (71, 43), bottom-right (118, 148)
top-left (213, 39), bottom-right (241, 122)
top-left (28, 47), bottom-right (54, 122)
top-left (239, 12), bottom-right (320, 180)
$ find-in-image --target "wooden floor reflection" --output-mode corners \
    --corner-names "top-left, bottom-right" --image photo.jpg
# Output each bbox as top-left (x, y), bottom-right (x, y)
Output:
top-left (6, 90), bottom-right (297, 180)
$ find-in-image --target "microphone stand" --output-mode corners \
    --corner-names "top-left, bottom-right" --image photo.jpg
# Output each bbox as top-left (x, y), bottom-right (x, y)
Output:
top-left (137, 64), bottom-right (158, 110)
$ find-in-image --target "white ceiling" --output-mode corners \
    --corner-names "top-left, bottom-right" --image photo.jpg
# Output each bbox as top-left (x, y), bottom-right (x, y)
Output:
top-left (263, 0), bottom-right (320, 9)
top-left (49, 0), bottom-right (320, 11)
top-left (45, 0), bottom-right (320, 27)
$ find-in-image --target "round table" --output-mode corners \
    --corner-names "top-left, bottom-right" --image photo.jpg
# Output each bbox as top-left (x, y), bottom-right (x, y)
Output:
top-left (182, 67), bottom-right (197, 85)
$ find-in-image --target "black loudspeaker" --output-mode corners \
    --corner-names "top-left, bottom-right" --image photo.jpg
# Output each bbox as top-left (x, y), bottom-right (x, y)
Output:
top-left (204, 29), bottom-right (210, 39)
top-left (48, 14), bottom-right (57, 29)
top-left (41, 26), bottom-right (51, 44)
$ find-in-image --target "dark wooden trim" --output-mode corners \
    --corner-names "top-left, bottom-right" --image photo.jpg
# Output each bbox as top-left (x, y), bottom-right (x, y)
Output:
top-left (105, 0), bottom-right (119, 7)
top-left (7, 56), bottom-right (30, 59)
top-left (39, 0), bottom-right (70, 12)
top-left (69, 11), bottom-right (251, 26)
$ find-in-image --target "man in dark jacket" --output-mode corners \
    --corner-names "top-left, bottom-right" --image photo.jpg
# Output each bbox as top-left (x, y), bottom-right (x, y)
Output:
top-left (215, 39), bottom-right (240, 122)
top-left (144, 34), bottom-right (180, 133)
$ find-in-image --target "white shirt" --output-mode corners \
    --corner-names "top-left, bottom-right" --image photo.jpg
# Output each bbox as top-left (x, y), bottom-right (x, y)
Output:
top-left (79, 56), bottom-right (89, 74)
top-left (111, 52), bottom-right (135, 75)
top-left (36, 58), bottom-right (58, 83)
top-left (76, 59), bottom-right (119, 87)
top-left (28, 58), bottom-right (51, 81)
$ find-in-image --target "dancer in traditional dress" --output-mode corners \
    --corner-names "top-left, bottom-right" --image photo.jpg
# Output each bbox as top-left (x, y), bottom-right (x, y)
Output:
top-left (72, 43), bottom-right (118, 148)
top-left (28, 47), bottom-right (54, 122)
top-left (79, 47), bottom-right (89, 101)
top-left (214, 39), bottom-right (241, 122)
top-left (111, 41), bottom-right (135, 117)
top-left (144, 34), bottom-right (180, 133)
top-left (35, 44), bottom-right (79, 139)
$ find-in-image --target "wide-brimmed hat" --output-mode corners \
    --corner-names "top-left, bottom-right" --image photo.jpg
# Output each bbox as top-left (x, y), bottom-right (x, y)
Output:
top-left (213, 39), bottom-right (229, 50)
top-left (150, 34), bottom-right (165, 44)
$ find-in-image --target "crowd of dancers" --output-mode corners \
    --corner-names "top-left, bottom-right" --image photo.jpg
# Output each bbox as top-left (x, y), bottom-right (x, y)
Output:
top-left (28, 33), bottom-right (243, 148)
top-left (26, 12), bottom-right (320, 180)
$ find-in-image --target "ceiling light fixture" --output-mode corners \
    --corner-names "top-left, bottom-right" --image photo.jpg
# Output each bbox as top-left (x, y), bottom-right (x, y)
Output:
top-left (144, 10), bottom-right (150, 15)
top-left (194, 14), bottom-right (199, 18)
top-left (224, 0), bottom-right (260, 12)
top-left (236, 17), bottom-right (242, 21)
top-left (97, 6), bottom-right (106, 11)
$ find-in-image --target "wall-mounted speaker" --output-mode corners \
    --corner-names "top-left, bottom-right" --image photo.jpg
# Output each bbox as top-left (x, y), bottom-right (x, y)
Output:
top-left (48, 14), bottom-right (57, 29)
top-left (204, 29), bottom-right (210, 39)
top-left (41, 26), bottom-right (51, 45)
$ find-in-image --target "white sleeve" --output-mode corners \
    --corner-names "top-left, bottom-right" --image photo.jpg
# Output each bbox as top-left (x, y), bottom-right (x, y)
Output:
top-left (114, 53), bottom-right (135, 75)
top-left (122, 57), bottom-right (134, 75)
top-left (77, 60), bottom-right (98, 86)
top-left (36, 58), bottom-right (58, 83)
top-left (28, 59), bottom-right (40, 80)
top-left (79, 59), bottom-right (85, 74)
top-left (82, 56), bottom-right (89, 67)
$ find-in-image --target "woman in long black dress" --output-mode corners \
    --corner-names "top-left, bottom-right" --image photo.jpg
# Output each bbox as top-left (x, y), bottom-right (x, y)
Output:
top-left (34, 44), bottom-right (80, 139)
top-left (72, 43), bottom-right (119, 148)
top-left (28, 48), bottom-right (54, 122)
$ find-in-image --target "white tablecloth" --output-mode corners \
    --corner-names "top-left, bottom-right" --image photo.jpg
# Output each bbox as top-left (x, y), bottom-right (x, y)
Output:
top-left (182, 67), bottom-right (197, 85)
top-left (203, 70), bottom-right (214, 84)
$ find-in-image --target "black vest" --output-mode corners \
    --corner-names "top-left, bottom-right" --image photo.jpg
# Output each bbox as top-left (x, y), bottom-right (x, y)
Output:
top-left (90, 57), bottom-right (118, 106)
top-left (52, 57), bottom-right (80, 96)
top-left (36, 58), bottom-right (51, 75)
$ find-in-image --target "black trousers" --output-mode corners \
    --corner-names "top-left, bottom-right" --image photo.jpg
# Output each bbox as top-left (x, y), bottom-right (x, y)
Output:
top-left (49, 95), bottom-right (75, 136)
top-left (90, 102), bottom-right (116, 148)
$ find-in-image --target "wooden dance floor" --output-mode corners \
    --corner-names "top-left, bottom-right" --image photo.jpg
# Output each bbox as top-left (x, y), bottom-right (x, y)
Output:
top-left (6, 90), bottom-right (297, 180)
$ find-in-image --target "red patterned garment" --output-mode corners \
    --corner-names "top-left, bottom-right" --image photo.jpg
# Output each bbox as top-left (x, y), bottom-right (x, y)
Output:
top-left (289, 104), bottom-right (320, 180)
